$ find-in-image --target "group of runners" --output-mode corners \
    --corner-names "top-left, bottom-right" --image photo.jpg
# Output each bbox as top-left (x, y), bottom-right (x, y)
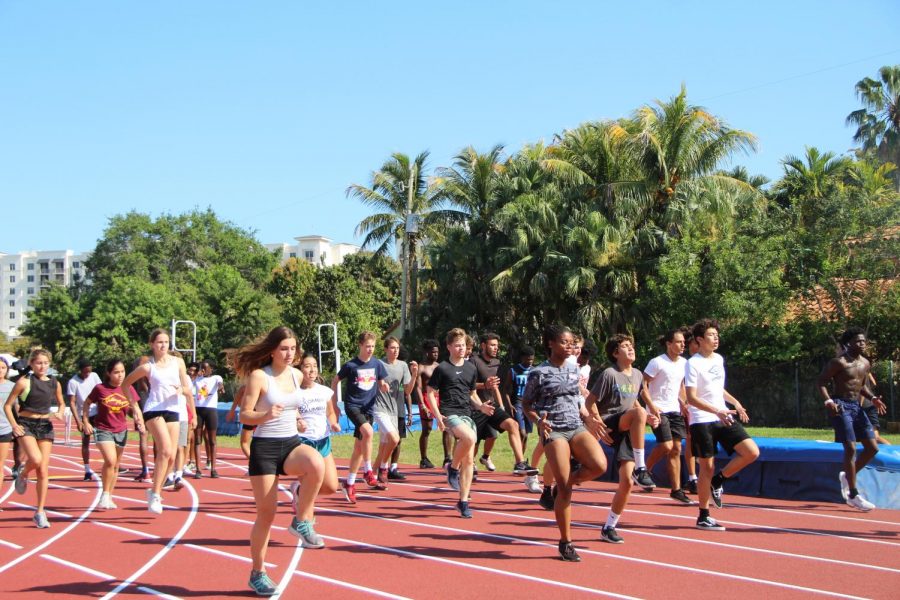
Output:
top-left (0, 320), bottom-right (887, 594)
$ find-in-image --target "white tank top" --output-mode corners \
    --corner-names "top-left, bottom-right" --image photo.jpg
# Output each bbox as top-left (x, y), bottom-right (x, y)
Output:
top-left (253, 366), bottom-right (302, 439)
top-left (144, 359), bottom-right (183, 413)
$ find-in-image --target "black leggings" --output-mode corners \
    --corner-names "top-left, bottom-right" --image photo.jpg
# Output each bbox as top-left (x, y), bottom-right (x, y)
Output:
top-left (195, 407), bottom-right (219, 436)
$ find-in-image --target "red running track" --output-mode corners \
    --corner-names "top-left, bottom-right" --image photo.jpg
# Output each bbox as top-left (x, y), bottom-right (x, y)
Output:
top-left (0, 430), bottom-right (898, 599)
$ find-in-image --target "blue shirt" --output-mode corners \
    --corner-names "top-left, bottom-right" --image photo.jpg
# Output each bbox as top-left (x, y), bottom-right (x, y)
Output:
top-left (337, 356), bottom-right (388, 410)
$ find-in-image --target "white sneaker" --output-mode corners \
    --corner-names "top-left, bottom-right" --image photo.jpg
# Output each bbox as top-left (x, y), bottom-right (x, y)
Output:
top-left (98, 493), bottom-right (118, 510)
top-left (148, 493), bottom-right (163, 514)
top-left (182, 464), bottom-right (194, 476)
top-left (847, 494), bottom-right (875, 512)
top-left (479, 456), bottom-right (496, 471)
top-left (524, 475), bottom-right (542, 493)
top-left (838, 471), bottom-right (849, 501)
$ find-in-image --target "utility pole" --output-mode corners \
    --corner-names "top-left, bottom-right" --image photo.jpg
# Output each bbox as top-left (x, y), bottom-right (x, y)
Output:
top-left (399, 165), bottom-right (416, 338)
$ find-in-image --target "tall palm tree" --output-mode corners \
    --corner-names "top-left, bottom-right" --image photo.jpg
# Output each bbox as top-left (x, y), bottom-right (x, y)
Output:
top-left (347, 151), bottom-right (455, 333)
top-left (772, 146), bottom-right (851, 227)
top-left (846, 65), bottom-right (900, 189)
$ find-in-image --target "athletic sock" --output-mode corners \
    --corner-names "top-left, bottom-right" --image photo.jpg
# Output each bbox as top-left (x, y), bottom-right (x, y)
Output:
top-left (84, 465), bottom-right (92, 473)
top-left (605, 511), bottom-right (620, 529)
top-left (175, 470), bottom-right (183, 479)
top-left (699, 508), bottom-right (710, 519)
top-left (633, 449), bottom-right (645, 469)
top-left (390, 463), bottom-right (398, 471)
top-left (380, 463), bottom-right (388, 470)
top-left (688, 474), bottom-right (698, 482)
top-left (481, 454), bottom-right (489, 460)
top-left (364, 461), bottom-right (372, 473)
top-left (347, 473), bottom-right (357, 486)
top-left (849, 488), bottom-right (859, 499)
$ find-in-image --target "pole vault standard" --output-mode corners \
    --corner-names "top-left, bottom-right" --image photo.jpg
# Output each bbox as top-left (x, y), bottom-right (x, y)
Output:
top-left (171, 319), bottom-right (198, 363)
top-left (318, 323), bottom-right (341, 404)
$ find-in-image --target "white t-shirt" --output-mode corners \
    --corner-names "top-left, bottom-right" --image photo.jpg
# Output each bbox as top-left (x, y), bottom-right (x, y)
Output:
top-left (297, 383), bottom-right (333, 442)
top-left (684, 352), bottom-right (726, 425)
top-left (67, 372), bottom-right (102, 417)
top-left (644, 354), bottom-right (686, 414)
top-left (194, 374), bottom-right (224, 409)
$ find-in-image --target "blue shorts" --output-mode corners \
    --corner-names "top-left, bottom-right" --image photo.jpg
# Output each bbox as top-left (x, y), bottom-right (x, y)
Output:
top-left (513, 404), bottom-right (533, 435)
top-left (831, 399), bottom-right (875, 443)
top-left (299, 436), bottom-right (332, 457)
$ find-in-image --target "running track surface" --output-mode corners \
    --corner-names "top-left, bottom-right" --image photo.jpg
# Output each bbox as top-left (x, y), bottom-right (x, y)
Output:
top-left (1, 431), bottom-right (898, 599)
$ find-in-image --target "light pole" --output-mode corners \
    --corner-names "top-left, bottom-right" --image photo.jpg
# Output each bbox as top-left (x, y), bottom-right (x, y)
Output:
top-left (398, 165), bottom-right (417, 338)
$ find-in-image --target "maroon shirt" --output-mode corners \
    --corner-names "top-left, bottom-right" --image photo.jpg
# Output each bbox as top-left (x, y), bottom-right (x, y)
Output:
top-left (88, 383), bottom-right (138, 433)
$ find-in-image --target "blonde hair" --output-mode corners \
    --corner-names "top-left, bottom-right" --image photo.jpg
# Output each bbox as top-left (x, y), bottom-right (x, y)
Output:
top-left (29, 348), bottom-right (52, 363)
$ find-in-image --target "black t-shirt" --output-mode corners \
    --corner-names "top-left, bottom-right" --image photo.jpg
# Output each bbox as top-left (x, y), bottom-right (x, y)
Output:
top-left (427, 360), bottom-right (477, 418)
top-left (470, 354), bottom-right (500, 404)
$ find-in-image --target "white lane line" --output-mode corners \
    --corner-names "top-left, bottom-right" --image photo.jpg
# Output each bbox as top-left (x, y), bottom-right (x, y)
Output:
top-left (100, 478), bottom-right (200, 599)
top-left (725, 501), bottom-right (900, 528)
top-left (48, 482), bottom-right (88, 493)
top-left (293, 570), bottom-right (414, 599)
top-left (93, 521), bottom-right (161, 539)
top-left (206, 512), bottom-right (635, 599)
top-left (136, 586), bottom-right (181, 599)
top-left (0, 539), bottom-right (22, 550)
top-left (9, 502), bottom-right (73, 519)
top-left (397, 480), bottom-right (900, 548)
top-left (0, 455), bottom-right (102, 574)
top-left (184, 542), bottom-right (275, 568)
top-left (42, 553), bottom-right (116, 579)
top-left (324, 502), bottom-right (870, 600)
top-left (272, 486), bottom-right (304, 599)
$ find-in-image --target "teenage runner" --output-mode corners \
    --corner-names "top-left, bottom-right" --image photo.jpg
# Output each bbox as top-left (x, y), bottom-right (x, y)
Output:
top-left (122, 329), bottom-right (196, 515)
top-left (504, 346), bottom-right (542, 492)
top-left (685, 318), bottom-right (759, 530)
top-left (413, 340), bottom-right (448, 469)
top-left (67, 358), bottom-right (102, 482)
top-left (83, 358), bottom-right (144, 509)
top-left (5, 349), bottom-right (66, 528)
top-left (818, 327), bottom-right (880, 511)
top-left (522, 325), bottom-right (609, 562)
top-left (194, 360), bottom-right (225, 478)
top-left (372, 337), bottom-right (417, 485)
top-left (235, 327), bottom-right (328, 596)
top-left (0, 359), bottom-right (13, 481)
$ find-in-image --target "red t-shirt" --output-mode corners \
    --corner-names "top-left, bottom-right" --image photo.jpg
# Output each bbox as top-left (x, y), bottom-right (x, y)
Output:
top-left (88, 383), bottom-right (138, 433)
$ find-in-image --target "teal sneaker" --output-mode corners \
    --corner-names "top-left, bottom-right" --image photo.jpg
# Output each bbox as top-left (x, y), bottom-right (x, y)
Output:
top-left (248, 570), bottom-right (277, 596)
top-left (288, 517), bottom-right (325, 548)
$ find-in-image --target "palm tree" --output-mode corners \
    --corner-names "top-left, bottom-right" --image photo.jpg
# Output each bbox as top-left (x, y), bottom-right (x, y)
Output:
top-left (347, 151), bottom-right (455, 334)
top-left (772, 146), bottom-right (851, 227)
top-left (846, 65), bottom-right (900, 189)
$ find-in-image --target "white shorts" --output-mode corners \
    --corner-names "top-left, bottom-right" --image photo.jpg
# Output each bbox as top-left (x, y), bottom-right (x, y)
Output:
top-left (178, 420), bottom-right (189, 447)
top-left (373, 410), bottom-right (398, 441)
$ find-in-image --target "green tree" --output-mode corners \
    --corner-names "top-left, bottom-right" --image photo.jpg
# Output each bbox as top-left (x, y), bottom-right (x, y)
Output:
top-left (846, 65), bottom-right (900, 189)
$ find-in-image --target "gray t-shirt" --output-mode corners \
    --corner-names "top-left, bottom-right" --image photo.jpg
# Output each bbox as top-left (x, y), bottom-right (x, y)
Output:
top-left (0, 380), bottom-right (14, 435)
top-left (373, 359), bottom-right (411, 418)
top-left (521, 361), bottom-right (583, 431)
top-left (590, 366), bottom-right (644, 417)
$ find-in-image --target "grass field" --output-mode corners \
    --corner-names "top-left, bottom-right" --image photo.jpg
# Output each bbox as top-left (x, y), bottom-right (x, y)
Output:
top-left (199, 425), bottom-right (897, 474)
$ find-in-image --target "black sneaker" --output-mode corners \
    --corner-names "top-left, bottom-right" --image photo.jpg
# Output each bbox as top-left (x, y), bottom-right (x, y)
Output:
top-left (669, 489), bottom-right (693, 504)
top-left (631, 467), bottom-right (656, 492)
top-left (684, 479), bottom-right (698, 494)
top-left (447, 467), bottom-right (460, 491)
top-left (711, 482), bottom-right (724, 508)
top-left (512, 461), bottom-right (539, 476)
top-left (457, 500), bottom-right (472, 518)
top-left (442, 457), bottom-right (452, 471)
top-left (539, 486), bottom-right (555, 510)
top-left (696, 515), bottom-right (726, 531)
top-left (558, 541), bottom-right (581, 562)
top-left (209, 469), bottom-right (220, 479)
top-left (419, 457), bottom-right (435, 469)
top-left (600, 526), bottom-right (624, 544)
top-left (387, 468), bottom-right (406, 481)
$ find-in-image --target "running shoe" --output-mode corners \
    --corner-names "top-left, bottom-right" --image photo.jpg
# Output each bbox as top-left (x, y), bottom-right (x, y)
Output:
top-left (206, 460), bottom-right (212, 469)
top-left (289, 481), bottom-right (300, 514)
top-left (539, 486), bottom-right (555, 510)
top-left (419, 457), bottom-right (435, 469)
top-left (710, 481), bottom-right (724, 508)
top-left (98, 493), bottom-right (118, 510)
top-left (524, 474), bottom-right (542, 493)
top-left (696, 515), bottom-right (726, 530)
top-left (456, 500), bottom-right (472, 518)
top-left (163, 475), bottom-right (175, 489)
top-left (558, 541), bottom-right (580, 562)
top-left (182, 464), bottom-right (194, 476)
top-left (33, 511), bottom-right (50, 529)
top-left (513, 461), bottom-right (539, 476)
top-left (135, 470), bottom-right (151, 483)
top-left (147, 491), bottom-right (163, 515)
top-left (84, 471), bottom-right (99, 482)
top-left (442, 457), bottom-right (452, 471)
top-left (479, 455), bottom-right (496, 471)
top-left (376, 467), bottom-right (390, 489)
top-left (193, 469), bottom-right (202, 480)
top-left (838, 471), bottom-right (850, 501)
top-left (117, 466), bottom-right (129, 475)
top-left (447, 467), bottom-right (461, 491)
top-left (288, 517), bottom-right (325, 548)
top-left (669, 489), bottom-right (693, 504)
top-left (248, 570), bottom-right (277, 597)
top-left (600, 526), bottom-right (624, 544)
top-left (387, 468), bottom-right (406, 481)
top-left (847, 494), bottom-right (875, 512)
top-left (631, 467), bottom-right (656, 492)
top-left (10, 465), bottom-right (19, 481)
top-left (339, 480), bottom-right (357, 504)
top-left (173, 477), bottom-right (184, 491)
top-left (209, 469), bottom-right (219, 479)
top-left (14, 470), bottom-right (27, 495)
top-left (363, 469), bottom-right (379, 488)
top-left (684, 478), bottom-right (698, 494)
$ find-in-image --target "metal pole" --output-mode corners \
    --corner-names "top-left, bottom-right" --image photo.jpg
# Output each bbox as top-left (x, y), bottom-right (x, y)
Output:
top-left (891, 360), bottom-right (896, 422)
top-left (317, 323), bottom-right (341, 404)
top-left (794, 362), bottom-right (801, 426)
top-left (170, 319), bottom-right (197, 363)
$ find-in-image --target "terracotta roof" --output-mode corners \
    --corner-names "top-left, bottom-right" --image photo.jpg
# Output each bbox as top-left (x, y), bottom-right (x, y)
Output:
top-left (787, 278), bottom-right (897, 321)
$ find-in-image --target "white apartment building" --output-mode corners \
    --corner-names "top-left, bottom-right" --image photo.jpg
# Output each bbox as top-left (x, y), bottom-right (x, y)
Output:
top-left (2, 235), bottom-right (360, 338)
top-left (266, 235), bottom-right (360, 268)
top-left (0, 250), bottom-right (89, 338)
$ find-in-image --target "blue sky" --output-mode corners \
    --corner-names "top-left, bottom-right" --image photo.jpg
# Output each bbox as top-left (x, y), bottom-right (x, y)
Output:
top-left (1, 1), bottom-right (898, 255)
